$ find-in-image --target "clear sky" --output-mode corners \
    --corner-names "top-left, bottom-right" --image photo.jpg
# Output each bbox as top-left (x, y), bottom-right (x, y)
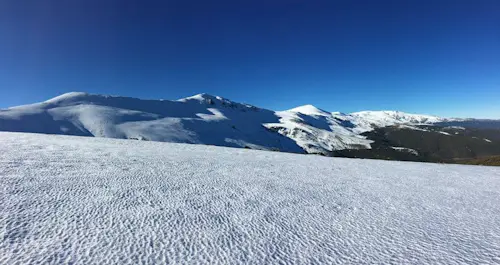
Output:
top-left (0, 0), bottom-right (499, 118)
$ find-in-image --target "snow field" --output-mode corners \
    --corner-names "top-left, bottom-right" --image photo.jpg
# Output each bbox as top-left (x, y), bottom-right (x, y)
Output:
top-left (1, 132), bottom-right (500, 264)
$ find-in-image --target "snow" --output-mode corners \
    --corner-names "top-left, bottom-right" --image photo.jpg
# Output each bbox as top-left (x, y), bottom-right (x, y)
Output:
top-left (445, 126), bottom-right (466, 130)
top-left (264, 111), bottom-right (372, 155)
top-left (287, 104), bottom-right (330, 116)
top-left (394, 124), bottom-right (431, 132)
top-left (43, 91), bottom-right (90, 104)
top-left (438, 131), bottom-right (452, 136)
top-left (390, 146), bottom-right (419, 156)
top-left (0, 92), bottom-right (490, 157)
top-left (0, 93), bottom-right (375, 154)
top-left (1, 132), bottom-right (500, 264)
top-left (0, 92), bottom-right (302, 153)
top-left (350, 110), bottom-right (443, 132)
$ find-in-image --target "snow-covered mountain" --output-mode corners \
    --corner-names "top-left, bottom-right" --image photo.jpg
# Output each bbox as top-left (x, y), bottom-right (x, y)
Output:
top-left (0, 92), bottom-right (464, 155)
top-left (350, 110), bottom-right (444, 131)
top-left (263, 105), bottom-right (372, 154)
top-left (0, 92), bottom-right (302, 153)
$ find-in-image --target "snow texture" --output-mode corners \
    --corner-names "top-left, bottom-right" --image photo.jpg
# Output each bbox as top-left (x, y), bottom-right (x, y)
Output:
top-left (1, 132), bottom-right (500, 264)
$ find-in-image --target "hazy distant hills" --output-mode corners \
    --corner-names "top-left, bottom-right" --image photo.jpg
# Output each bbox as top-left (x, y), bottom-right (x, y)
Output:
top-left (1, 92), bottom-right (499, 165)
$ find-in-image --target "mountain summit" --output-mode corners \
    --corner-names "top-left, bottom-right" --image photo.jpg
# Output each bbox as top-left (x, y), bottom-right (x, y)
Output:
top-left (287, 104), bottom-right (330, 116)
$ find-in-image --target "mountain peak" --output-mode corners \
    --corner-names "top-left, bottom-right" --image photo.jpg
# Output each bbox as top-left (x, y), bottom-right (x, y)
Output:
top-left (178, 93), bottom-right (227, 103)
top-left (177, 93), bottom-right (262, 111)
top-left (287, 104), bottom-right (329, 116)
top-left (45, 92), bottom-right (90, 103)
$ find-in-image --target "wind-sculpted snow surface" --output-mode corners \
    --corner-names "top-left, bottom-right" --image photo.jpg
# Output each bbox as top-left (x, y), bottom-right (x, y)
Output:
top-left (1, 132), bottom-right (500, 264)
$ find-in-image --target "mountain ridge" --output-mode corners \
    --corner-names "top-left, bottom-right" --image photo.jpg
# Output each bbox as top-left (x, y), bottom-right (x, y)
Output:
top-left (1, 92), bottom-right (498, 158)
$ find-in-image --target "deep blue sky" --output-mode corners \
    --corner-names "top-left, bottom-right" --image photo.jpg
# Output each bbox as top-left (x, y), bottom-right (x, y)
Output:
top-left (1, 0), bottom-right (499, 118)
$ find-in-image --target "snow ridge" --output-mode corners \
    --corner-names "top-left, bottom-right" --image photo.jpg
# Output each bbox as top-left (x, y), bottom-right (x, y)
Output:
top-left (350, 110), bottom-right (444, 132)
top-left (0, 92), bottom-right (465, 154)
top-left (287, 104), bottom-right (330, 116)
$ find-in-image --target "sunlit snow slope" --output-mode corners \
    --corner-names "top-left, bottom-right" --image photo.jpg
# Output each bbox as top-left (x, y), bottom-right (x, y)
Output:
top-left (346, 111), bottom-right (444, 134)
top-left (0, 92), bottom-right (482, 155)
top-left (0, 92), bottom-right (302, 153)
top-left (1, 132), bottom-right (499, 264)
top-left (264, 105), bottom-right (372, 154)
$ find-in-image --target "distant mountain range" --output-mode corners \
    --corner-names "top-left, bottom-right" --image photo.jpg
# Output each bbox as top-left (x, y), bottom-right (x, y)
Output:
top-left (1, 92), bottom-right (499, 165)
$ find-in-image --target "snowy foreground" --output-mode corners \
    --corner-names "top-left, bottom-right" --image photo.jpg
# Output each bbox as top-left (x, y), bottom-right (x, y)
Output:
top-left (1, 132), bottom-right (500, 264)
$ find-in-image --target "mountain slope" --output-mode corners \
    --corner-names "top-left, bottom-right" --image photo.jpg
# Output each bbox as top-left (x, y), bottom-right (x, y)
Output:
top-left (264, 106), bottom-right (372, 155)
top-left (334, 125), bottom-right (500, 164)
top-left (0, 92), bottom-right (377, 154)
top-left (1, 92), bottom-right (498, 159)
top-left (0, 92), bottom-right (303, 153)
top-left (350, 110), bottom-right (444, 132)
